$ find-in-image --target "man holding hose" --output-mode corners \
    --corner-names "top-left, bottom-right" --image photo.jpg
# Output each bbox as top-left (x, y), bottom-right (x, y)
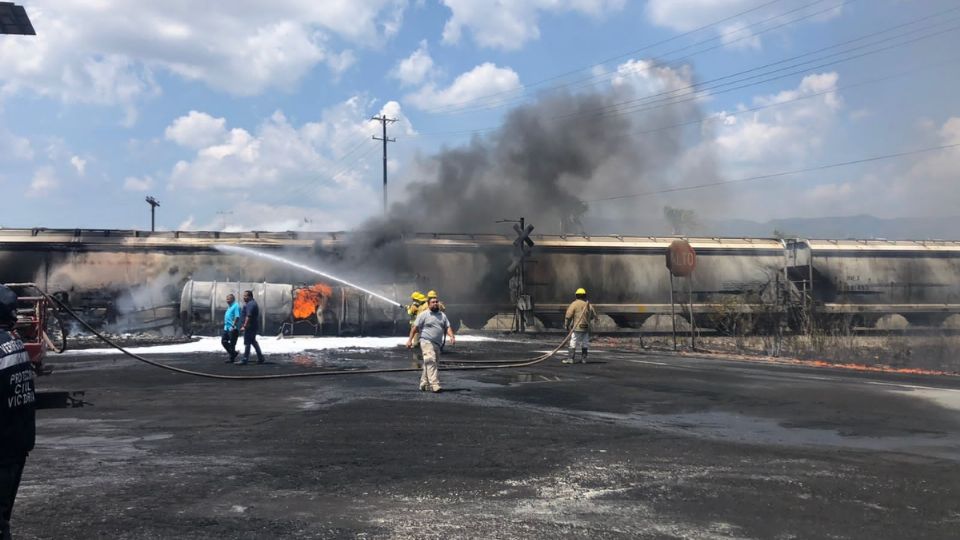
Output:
top-left (563, 287), bottom-right (596, 364)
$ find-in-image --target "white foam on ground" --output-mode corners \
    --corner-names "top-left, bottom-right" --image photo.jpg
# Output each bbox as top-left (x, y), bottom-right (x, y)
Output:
top-left (63, 335), bottom-right (496, 356)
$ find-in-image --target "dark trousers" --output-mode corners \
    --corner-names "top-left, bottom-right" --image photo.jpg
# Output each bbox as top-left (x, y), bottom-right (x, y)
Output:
top-left (221, 329), bottom-right (238, 358)
top-left (242, 330), bottom-right (263, 363)
top-left (0, 457), bottom-right (26, 540)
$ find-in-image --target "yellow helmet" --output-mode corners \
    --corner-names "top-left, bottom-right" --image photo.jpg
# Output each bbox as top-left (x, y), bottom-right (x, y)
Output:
top-left (575, 287), bottom-right (586, 295)
top-left (412, 292), bottom-right (426, 302)
top-left (411, 291), bottom-right (423, 301)
top-left (427, 290), bottom-right (438, 298)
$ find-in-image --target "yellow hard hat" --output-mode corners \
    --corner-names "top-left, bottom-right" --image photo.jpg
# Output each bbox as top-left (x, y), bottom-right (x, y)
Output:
top-left (575, 288), bottom-right (586, 295)
top-left (427, 290), bottom-right (438, 298)
top-left (413, 292), bottom-right (426, 302)
top-left (411, 291), bottom-right (423, 301)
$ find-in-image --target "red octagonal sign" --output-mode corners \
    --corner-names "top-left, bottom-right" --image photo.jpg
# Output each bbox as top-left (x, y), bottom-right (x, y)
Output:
top-left (666, 240), bottom-right (696, 277)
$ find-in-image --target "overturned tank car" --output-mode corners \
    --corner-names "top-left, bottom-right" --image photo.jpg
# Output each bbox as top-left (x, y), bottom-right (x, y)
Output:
top-left (179, 280), bottom-right (408, 337)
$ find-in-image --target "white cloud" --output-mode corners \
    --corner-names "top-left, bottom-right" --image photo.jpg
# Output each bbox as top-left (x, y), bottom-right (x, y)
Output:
top-left (164, 111), bottom-right (228, 149)
top-left (166, 97), bottom-right (414, 226)
top-left (26, 166), bottom-right (58, 197)
top-left (0, 1), bottom-right (407, 117)
top-left (719, 22), bottom-right (760, 51)
top-left (184, 203), bottom-right (351, 232)
top-left (390, 40), bottom-right (435, 87)
top-left (70, 155), bottom-right (87, 176)
top-left (877, 117), bottom-right (960, 215)
top-left (716, 115), bottom-right (960, 221)
top-left (645, 0), bottom-right (843, 50)
top-left (709, 72), bottom-right (842, 169)
top-left (611, 58), bottom-right (697, 98)
top-left (0, 129), bottom-right (33, 161)
top-left (406, 63), bottom-right (521, 110)
top-left (647, 0), bottom-right (754, 31)
top-left (440, 0), bottom-right (625, 50)
top-left (123, 175), bottom-right (154, 192)
top-left (379, 100), bottom-right (417, 136)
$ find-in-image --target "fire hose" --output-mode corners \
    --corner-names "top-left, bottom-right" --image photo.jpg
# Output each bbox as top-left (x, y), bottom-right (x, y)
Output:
top-left (41, 289), bottom-right (588, 381)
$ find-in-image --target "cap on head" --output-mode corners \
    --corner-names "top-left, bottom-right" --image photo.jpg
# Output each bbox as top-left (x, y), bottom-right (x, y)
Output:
top-left (427, 290), bottom-right (438, 299)
top-left (575, 287), bottom-right (586, 296)
top-left (0, 285), bottom-right (17, 324)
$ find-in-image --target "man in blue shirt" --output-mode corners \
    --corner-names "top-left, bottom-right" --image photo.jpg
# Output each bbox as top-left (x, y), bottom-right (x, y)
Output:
top-left (221, 293), bottom-right (241, 363)
top-left (236, 290), bottom-right (264, 365)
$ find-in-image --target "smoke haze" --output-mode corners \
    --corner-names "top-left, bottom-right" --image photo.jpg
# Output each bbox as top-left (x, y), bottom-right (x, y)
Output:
top-left (372, 62), bottom-right (716, 234)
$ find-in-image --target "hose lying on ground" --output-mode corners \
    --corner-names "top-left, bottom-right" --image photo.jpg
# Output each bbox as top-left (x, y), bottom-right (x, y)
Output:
top-left (42, 291), bottom-right (586, 381)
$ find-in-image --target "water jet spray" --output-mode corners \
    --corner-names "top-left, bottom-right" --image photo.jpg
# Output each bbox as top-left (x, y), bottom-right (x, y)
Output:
top-left (214, 245), bottom-right (402, 307)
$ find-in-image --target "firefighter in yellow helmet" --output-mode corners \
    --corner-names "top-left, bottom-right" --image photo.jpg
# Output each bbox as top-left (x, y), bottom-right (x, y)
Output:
top-left (408, 292), bottom-right (426, 317)
top-left (563, 287), bottom-right (596, 364)
top-left (417, 290), bottom-right (446, 314)
top-left (407, 292), bottom-right (427, 367)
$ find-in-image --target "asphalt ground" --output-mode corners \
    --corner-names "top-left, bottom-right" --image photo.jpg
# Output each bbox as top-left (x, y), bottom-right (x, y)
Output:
top-left (11, 336), bottom-right (960, 539)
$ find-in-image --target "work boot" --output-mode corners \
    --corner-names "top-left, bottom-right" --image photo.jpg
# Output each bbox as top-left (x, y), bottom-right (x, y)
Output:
top-left (581, 349), bottom-right (588, 364)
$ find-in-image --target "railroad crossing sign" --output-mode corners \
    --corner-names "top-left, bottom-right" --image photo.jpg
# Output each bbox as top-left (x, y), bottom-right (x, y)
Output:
top-left (508, 221), bottom-right (535, 273)
top-left (666, 239), bottom-right (696, 277)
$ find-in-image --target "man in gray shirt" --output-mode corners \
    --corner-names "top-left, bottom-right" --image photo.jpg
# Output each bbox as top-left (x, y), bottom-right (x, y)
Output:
top-left (406, 296), bottom-right (455, 393)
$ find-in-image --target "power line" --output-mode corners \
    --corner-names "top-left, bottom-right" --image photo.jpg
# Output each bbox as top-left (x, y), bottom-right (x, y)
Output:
top-left (414, 7), bottom-right (960, 139)
top-left (428, 0), bottom-right (795, 114)
top-left (269, 141), bottom-right (381, 206)
top-left (372, 114), bottom-right (398, 214)
top-left (565, 20), bottom-right (960, 126)
top-left (422, 0), bottom-right (792, 113)
top-left (256, 134), bottom-right (376, 205)
top-left (572, 9), bottom-right (960, 119)
top-left (628, 55), bottom-right (959, 137)
top-left (587, 143), bottom-right (960, 203)
top-left (427, 0), bottom-right (841, 115)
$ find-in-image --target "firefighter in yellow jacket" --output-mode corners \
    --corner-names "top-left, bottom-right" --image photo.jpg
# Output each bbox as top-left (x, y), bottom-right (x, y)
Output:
top-left (407, 292), bottom-right (426, 367)
top-left (563, 287), bottom-right (596, 364)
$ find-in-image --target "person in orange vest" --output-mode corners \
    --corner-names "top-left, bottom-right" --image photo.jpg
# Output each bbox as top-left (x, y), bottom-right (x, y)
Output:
top-left (563, 287), bottom-right (596, 364)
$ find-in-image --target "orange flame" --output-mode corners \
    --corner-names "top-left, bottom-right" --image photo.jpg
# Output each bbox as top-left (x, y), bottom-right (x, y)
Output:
top-left (293, 283), bottom-right (333, 320)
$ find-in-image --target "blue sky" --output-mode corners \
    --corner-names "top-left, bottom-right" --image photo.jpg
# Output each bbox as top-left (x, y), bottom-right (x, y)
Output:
top-left (0, 0), bottom-right (958, 232)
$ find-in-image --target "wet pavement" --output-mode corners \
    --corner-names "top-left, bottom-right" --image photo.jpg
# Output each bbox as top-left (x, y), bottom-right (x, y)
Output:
top-left (12, 336), bottom-right (960, 539)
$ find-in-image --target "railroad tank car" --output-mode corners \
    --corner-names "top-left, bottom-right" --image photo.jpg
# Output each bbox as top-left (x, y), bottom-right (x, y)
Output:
top-left (786, 239), bottom-right (960, 326)
top-left (178, 280), bottom-right (407, 336)
top-left (400, 235), bottom-right (787, 328)
top-left (1, 228), bottom-right (960, 333)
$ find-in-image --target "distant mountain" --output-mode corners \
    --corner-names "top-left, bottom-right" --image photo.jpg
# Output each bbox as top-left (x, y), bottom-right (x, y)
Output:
top-left (579, 214), bottom-right (960, 240)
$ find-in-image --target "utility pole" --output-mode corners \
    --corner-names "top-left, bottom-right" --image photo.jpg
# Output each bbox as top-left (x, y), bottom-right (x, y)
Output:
top-left (216, 210), bottom-right (233, 230)
top-left (371, 114), bottom-right (397, 214)
top-left (145, 196), bottom-right (160, 232)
